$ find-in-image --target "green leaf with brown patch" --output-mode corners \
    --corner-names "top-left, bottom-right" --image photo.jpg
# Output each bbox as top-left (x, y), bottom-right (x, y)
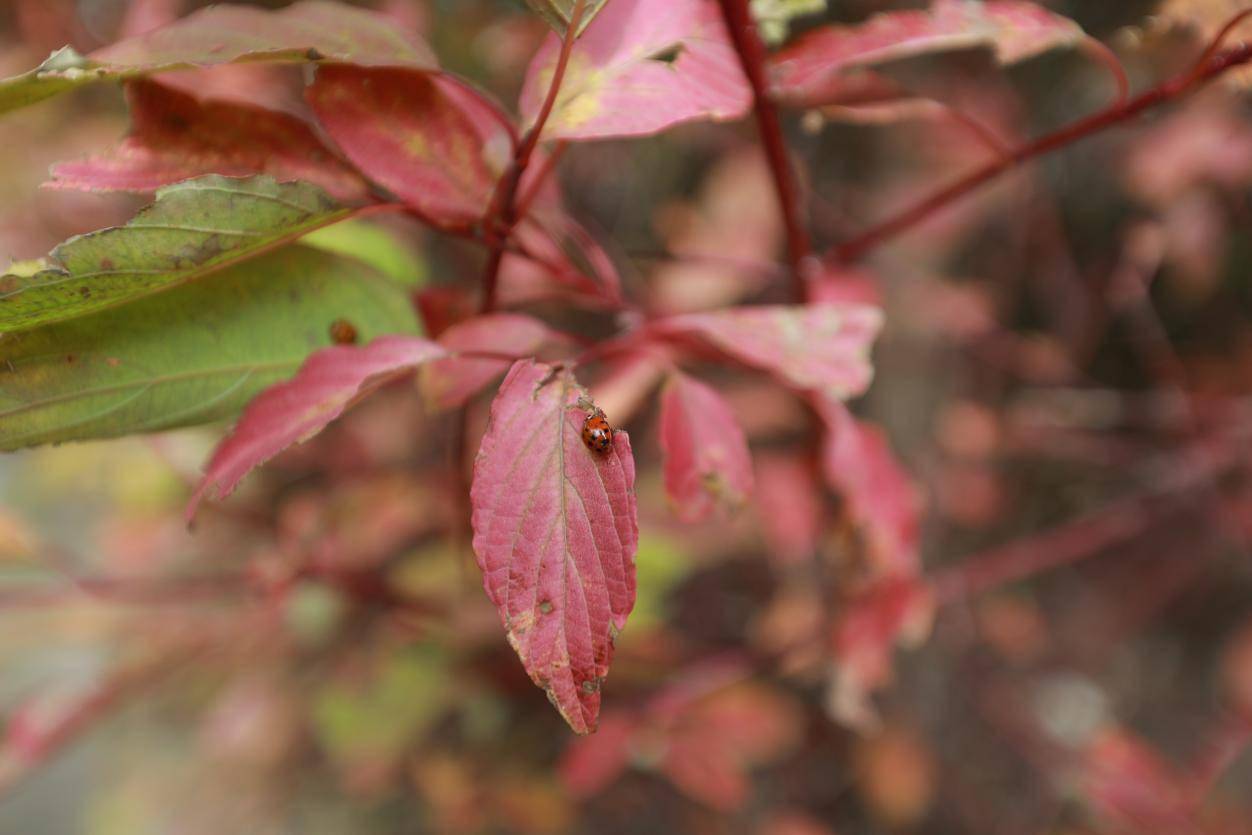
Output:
top-left (0, 175), bottom-right (354, 334)
top-left (0, 246), bottom-right (419, 450)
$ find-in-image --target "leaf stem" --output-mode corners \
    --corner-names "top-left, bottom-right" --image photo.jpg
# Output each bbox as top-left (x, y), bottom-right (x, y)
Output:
top-left (480, 0), bottom-right (587, 313)
top-left (715, 0), bottom-right (813, 300)
top-left (830, 42), bottom-right (1252, 264)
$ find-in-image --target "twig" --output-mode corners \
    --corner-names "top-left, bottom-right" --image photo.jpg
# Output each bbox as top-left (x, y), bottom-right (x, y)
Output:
top-left (716, 0), bottom-right (813, 299)
top-left (480, 0), bottom-right (587, 313)
top-left (830, 42), bottom-right (1252, 264)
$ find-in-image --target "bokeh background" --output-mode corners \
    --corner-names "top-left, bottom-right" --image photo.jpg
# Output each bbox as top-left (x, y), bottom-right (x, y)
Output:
top-left (2, 1), bottom-right (1252, 833)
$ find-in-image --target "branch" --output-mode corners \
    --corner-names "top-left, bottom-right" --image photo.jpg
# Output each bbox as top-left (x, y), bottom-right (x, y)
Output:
top-left (830, 42), bottom-right (1252, 265)
top-left (479, 0), bottom-right (587, 313)
top-left (716, 0), bottom-right (813, 300)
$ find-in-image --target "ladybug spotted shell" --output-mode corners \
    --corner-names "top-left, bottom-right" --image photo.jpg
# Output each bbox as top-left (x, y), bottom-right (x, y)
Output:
top-left (581, 410), bottom-right (614, 454)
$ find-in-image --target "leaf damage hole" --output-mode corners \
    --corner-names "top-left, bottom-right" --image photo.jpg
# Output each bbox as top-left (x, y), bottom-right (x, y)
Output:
top-left (648, 44), bottom-right (684, 64)
top-left (539, 600), bottom-right (555, 615)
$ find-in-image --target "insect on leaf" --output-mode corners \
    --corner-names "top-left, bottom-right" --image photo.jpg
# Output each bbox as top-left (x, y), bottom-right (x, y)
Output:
top-left (470, 360), bottom-right (638, 733)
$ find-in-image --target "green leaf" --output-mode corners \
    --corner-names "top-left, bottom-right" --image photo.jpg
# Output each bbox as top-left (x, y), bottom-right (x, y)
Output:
top-left (523, 0), bottom-right (613, 37)
top-left (0, 1), bottom-right (437, 118)
top-left (0, 176), bottom-right (352, 333)
top-left (301, 219), bottom-right (428, 288)
top-left (0, 246), bottom-right (419, 450)
top-left (751, 0), bottom-right (827, 44)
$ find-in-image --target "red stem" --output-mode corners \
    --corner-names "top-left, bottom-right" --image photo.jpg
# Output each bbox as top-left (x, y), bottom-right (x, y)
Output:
top-left (831, 43), bottom-right (1252, 265)
top-left (480, 0), bottom-right (586, 313)
top-left (715, 0), bottom-right (813, 300)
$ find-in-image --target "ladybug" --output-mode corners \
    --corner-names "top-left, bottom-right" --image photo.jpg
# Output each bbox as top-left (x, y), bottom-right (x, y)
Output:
top-left (581, 408), bottom-right (614, 454)
top-left (328, 318), bottom-right (359, 345)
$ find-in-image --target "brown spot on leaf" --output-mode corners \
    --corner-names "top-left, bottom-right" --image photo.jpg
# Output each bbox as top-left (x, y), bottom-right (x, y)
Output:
top-left (329, 318), bottom-right (359, 345)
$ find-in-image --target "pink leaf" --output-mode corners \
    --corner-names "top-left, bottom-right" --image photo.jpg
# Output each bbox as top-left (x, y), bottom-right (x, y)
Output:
top-left (48, 80), bottom-right (370, 203)
top-left (754, 453), bottom-right (822, 565)
top-left (498, 214), bottom-right (623, 308)
top-left (189, 336), bottom-right (445, 520)
top-left (768, 1), bottom-right (1082, 108)
top-left (829, 576), bottom-right (934, 730)
top-left (470, 360), bottom-right (638, 734)
top-left (816, 397), bottom-right (921, 575)
top-left (91, 0), bottom-right (437, 72)
top-left (519, 0), bottom-right (751, 141)
top-left (308, 67), bottom-right (511, 226)
top-left (651, 303), bottom-right (883, 402)
top-left (1082, 729), bottom-right (1199, 833)
top-left (658, 371), bottom-right (753, 523)
top-left (420, 313), bottom-right (567, 411)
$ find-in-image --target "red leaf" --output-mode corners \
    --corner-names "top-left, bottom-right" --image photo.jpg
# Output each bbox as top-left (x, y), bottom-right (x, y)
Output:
top-left (91, 0), bottom-right (437, 72)
top-left (829, 576), bottom-right (934, 730)
top-left (308, 67), bottom-right (510, 227)
top-left (189, 336), bottom-right (445, 519)
top-left (1082, 729), bottom-right (1199, 834)
top-left (558, 713), bottom-right (638, 797)
top-left (499, 214), bottom-right (623, 308)
top-left (519, 0), bottom-right (751, 141)
top-left (658, 371), bottom-right (754, 523)
top-left (470, 360), bottom-right (638, 733)
top-left (815, 398), bottom-right (921, 575)
top-left (754, 453), bottom-right (822, 565)
top-left (768, 1), bottom-right (1082, 108)
top-left (651, 303), bottom-right (883, 402)
top-left (48, 80), bottom-right (370, 203)
top-left (420, 313), bottom-right (567, 411)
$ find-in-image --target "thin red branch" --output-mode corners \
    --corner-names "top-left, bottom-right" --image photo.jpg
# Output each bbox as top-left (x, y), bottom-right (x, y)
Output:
top-left (480, 0), bottom-right (586, 313)
top-left (715, 0), bottom-right (813, 300)
top-left (830, 43), bottom-right (1252, 265)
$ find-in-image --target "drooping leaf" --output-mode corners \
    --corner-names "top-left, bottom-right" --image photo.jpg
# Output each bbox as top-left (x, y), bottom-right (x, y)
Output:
top-left (0, 175), bottom-right (352, 333)
top-left (524, 0), bottom-right (613, 37)
top-left (829, 576), bottom-right (934, 730)
top-left (48, 80), bottom-right (371, 203)
top-left (519, 0), bottom-right (752, 141)
top-left (768, 0), bottom-right (1084, 108)
top-left (0, 0), bottom-right (437, 117)
top-left (470, 360), bottom-right (638, 734)
top-left (815, 398), bottom-right (921, 575)
top-left (658, 371), bottom-right (754, 523)
top-left (650, 303), bottom-right (883, 402)
top-left (499, 214), bottom-right (624, 308)
top-left (0, 246), bottom-right (419, 451)
top-left (308, 67), bottom-right (512, 226)
top-left (189, 335), bottom-right (445, 519)
top-left (754, 453), bottom-right (822, 564)
top-left (420, 313), bottom-right (567, 411)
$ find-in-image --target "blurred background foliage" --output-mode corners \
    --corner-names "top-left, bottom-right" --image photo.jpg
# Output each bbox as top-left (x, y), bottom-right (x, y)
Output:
top-left (3, 1), bottom-right (1252, 833)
